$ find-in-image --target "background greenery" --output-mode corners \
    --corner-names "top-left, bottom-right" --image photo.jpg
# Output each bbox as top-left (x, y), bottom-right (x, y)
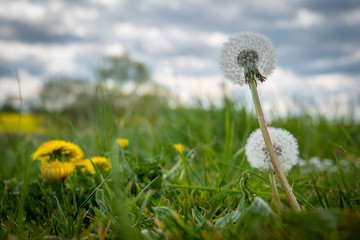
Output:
top-left (0, 55), bottom-right (359, 239)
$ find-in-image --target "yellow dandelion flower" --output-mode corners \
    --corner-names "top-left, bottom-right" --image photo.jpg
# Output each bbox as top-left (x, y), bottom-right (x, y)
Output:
top-left (40, 160), bottom-right (75, 182)
top-left (32, 140), bottom-right (84, 163)
top-left (91, 156), bottom-right (111, 171)
top-left (76, 156), bottom-right (111, 174)
top-left (117, 138), bottom-right (129, 148)
top-left (75, 159), bottom-right (95, 174)
top-left (174, 143), bottom-right (185, 154)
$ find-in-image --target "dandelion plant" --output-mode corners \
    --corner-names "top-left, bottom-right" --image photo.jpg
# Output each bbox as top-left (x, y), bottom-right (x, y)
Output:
top-left (220, 32), bottom-right (301, 211)
top-left (245, 127), bottom-right (299, 211)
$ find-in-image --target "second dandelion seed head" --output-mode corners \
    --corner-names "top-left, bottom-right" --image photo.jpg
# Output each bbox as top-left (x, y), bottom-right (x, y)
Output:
top-left (245, 127), bottom-right (299, 172)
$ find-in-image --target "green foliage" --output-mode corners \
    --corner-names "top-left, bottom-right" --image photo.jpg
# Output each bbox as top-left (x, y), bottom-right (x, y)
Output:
top-left (97, 55), bottom-right (150, 84)
top-left (0, 96), bottom-right (20, 112)
top-left (1, 92), bottom-right (360, 239)
top-left (39, 77), bottom-right (91, 111)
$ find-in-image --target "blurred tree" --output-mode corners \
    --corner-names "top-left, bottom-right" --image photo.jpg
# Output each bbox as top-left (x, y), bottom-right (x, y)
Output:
top-left (36, 77), bottom-right (126, 124)
top-left (0, 96), bottom-right (20, 112)
top-left (33, 56), bottom-right (168, 126)
top-left (39, 77), bottom-right (91, 111)
top-left (97, 55), bottom-right (150, 84)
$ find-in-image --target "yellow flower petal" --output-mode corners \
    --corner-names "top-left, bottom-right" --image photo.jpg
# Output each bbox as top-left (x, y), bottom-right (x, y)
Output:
top-left (117, 138), bottom-right (129, 148)
top-left (40, 160), bottom-right (75, 182)
top-left (75, 156), bottom-right (111, 174)
top-left (174, 143), bottom-right (185, 154)
top-left (32, 140), bottom-right (84, 163)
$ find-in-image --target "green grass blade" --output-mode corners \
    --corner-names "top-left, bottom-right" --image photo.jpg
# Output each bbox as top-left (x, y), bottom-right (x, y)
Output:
top-left (73, 172), bottom-right (112, 219)
top-left (334, 153), bottom-right (353, 209)
top-left (128, 175), bottom-right (160, 213)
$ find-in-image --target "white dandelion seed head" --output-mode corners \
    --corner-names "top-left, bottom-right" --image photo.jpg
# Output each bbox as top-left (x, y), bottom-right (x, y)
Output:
top-left (245, 127), bottom-right (299, 172)
top-left (220, 32), bottom-right (276, 86)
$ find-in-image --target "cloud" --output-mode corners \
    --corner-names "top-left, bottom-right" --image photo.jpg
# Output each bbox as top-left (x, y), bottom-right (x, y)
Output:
top-left (261, 67), bottom-right (360, 97)
top-left (152, 65), bottom-right (359, 118)
top-left (0, 20), bottom-right (82, 44)
top-left (113, 22), bottom-right (228, 53)
top-left (89, 0), bottom-right (125, 7)
top-left (153, 73), bottom-right (233, 106)
top-left (257, 67), bottom-right (360, 117)
top-left (342, 8), bottom-right (360, 25)
top-left (0, 69), bottom-right (42, 102)
top-left (308, 48), bottom-right (360, 70)
top-left (151, 56), bottom-right (217, 77)
top-left (275, 8), bottom-right (324, 29)
top-left (112, 22), bottom-right (228, 75)
top-left (0, 1), bottom-right (46, 22)
top-left (0, 40), bottom-right (100, 77)
top-left (0, 0), bottom-right (99, 41)
top-left (0, 0), bottom-right (359, 118)
top-left (103, 43), bottom-right (126, 56)
top-left (48, 6), bottom-right (99, 37)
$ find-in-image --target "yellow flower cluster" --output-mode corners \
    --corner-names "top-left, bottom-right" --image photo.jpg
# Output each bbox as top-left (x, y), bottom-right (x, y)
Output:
top-left (117, 138), bottom-right (129, 148)
top-left (76, 156), bottom-right (112, 174)
top-left (32, 140), bottom-right (115, 182)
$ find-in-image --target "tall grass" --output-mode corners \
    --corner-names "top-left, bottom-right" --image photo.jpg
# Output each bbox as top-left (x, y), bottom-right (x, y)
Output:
top-left (0, 91), bottom-right (359, 239)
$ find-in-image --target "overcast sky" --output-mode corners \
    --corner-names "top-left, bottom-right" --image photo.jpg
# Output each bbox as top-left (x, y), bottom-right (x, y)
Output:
top-left (0, 0), bottom-right (359, 117)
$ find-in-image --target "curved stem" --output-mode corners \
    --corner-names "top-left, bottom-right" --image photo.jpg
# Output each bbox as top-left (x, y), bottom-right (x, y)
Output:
top-left (269, 171), bottom-right (282, 213)
top-left (248, 78), bottom-right (301, 211)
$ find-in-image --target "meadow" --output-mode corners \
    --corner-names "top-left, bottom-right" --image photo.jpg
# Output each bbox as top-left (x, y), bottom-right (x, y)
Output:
top-left (1, 89), bottom-right (360, 239)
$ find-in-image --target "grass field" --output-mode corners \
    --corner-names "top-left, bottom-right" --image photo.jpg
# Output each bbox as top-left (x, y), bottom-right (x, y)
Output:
top-left (0, 93), bottom-right (359, 239)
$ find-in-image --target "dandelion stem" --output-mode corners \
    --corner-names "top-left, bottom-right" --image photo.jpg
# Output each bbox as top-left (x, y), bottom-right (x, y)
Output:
top-left (182, 154), bottom-right (191, 185)
top-left (248, 78), bottom-right (301, 211)
top-left (269, 171), bottom-right (282, 213)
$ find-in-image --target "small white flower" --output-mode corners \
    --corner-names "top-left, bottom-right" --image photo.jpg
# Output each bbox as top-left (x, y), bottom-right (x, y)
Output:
top-left (220, 32), bottom-right (276, 86)
top-left (245, 127), bottom-right (299, 172)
